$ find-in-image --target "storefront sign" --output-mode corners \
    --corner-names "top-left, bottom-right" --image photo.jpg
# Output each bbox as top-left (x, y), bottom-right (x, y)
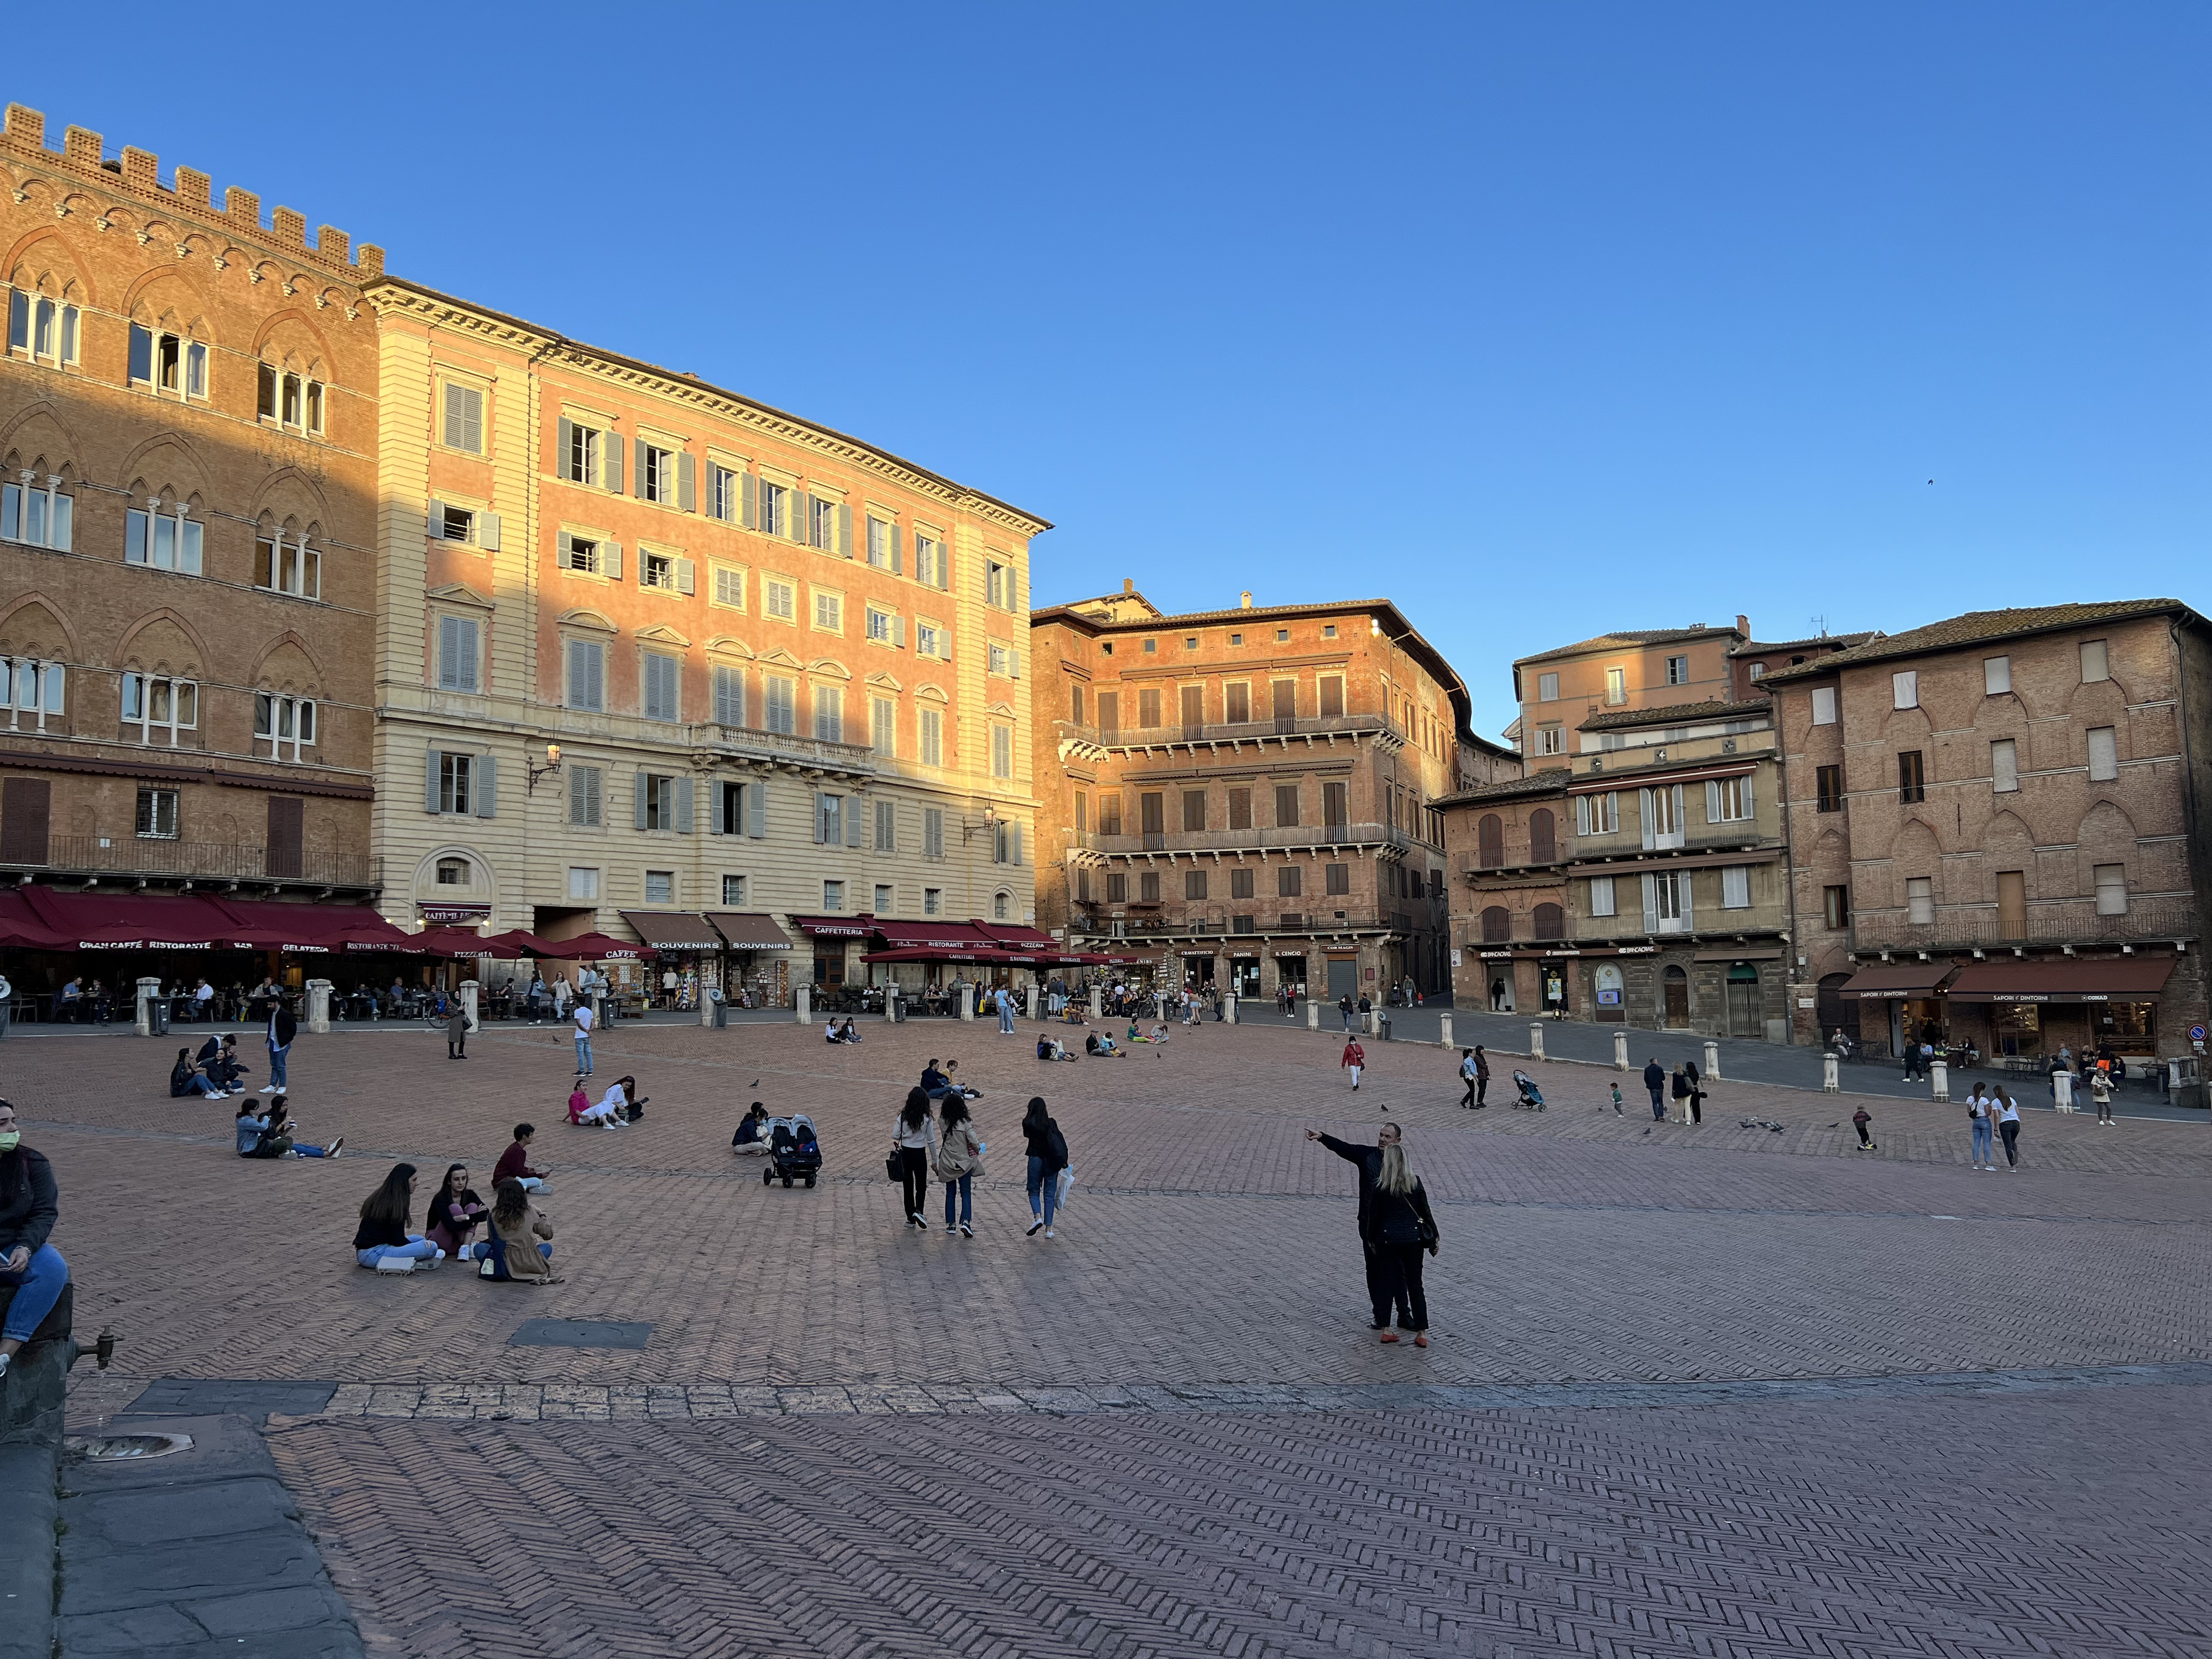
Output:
top-left (418, 902), bottom-right (493, 924)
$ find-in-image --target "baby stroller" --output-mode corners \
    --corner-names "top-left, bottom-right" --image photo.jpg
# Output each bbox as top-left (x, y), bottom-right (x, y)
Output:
top-left (763, 1114), bottom-right (822, 1188)
top-left (1511, 1071), bottom-right (1546, 1112)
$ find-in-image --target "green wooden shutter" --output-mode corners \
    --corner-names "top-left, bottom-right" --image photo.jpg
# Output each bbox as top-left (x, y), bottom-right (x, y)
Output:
top-left (476, 757), bottom-right (498, 818)
top-left (676, 775), bottom-right (693, 834)
top-left (838, 503), bottom-right (852, 557)
top-left (557, 417), bottom-right (573, 479)
top-left (606, 433), bottom-right (624, 494)
top-left (741, 472), bottom-right (756, 529)
top-left (425, 748), bottom-right (442, 813)
top-left (677, 451), bottom-right (696, 513)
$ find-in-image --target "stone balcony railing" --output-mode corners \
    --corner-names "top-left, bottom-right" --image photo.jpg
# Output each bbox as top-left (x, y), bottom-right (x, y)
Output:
top-left (1849, 897), bottom-right (2199, 953)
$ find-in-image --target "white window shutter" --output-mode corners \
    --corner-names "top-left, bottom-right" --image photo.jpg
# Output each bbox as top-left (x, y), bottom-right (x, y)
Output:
top-left (748, 782), bottom-right (766, 838)
top-left (1641, 873), bottom-right (1658, 933)
top-left (708, 781), bottom-right (724, 836)
top-left (1639, 789), bottom-right (1655, 851)
top-left (607, 434), bottom-right (624, 494)
top-left (1705, 780), bottom-right (1720, 823)
top-left (425, 748), bottom-right (442, 814)
top-left (894, 615), bottom-right (906, 649)
top-left (890, 525), bottom-right (902, 574)
top-left (676, 774), bottom-right (693, 834)
top-left (812, 791), bottom-right (825, 844)
top-left (675, 557), bottom-right (695, 596)
top-left (838, 503), bottom-right (852, 557)
top-left (1672, 785), bottom-right (1685, 831)
top-left (604, 542), bottom-right (622, 581)
top-left (481, 512), bottom-right (500, 552)
top-left (634, 771), bottom-right (648, 831)
top-left (633, 437), bottom-right (648, 500)
top-left (426, 498), bottom-right (445, 537)
top-left (740, 472), bottom-right (756, 529)
top-left (1010, 649), bottom-right (1020, 680)
top-left (1742, 774), bottom-right (1753, 816)
top-left (557, 418), bottom-right (574, 479)
top-left (476, 756), bottom-right (497, 818)
top-left (846, 795), bottom-right (864, 847)
top-left (678, 451), bottom-right (696, 513)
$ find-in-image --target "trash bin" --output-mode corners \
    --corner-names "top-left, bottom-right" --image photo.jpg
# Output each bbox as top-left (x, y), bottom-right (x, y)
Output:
top-left (712, 997), bottom-right (728, 1030)
top-left (890, 993), bottom-right (906, 1024)
top-left (1378, 1014), bottom-right (1392, 1042)
top-left (149, 999), bottom-right (170, 1036)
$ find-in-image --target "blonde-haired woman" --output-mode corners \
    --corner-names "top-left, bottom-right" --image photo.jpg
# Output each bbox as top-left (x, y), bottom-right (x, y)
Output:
top-left (1306, 1121), bottom-right (1440, 1345)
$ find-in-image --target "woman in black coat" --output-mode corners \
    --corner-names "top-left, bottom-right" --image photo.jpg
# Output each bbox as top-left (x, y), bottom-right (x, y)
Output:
top-left (0, 1098), bottom-right (67, 1383)
top-left (1307, 1121), bottom-right (1438, 1344)
top-left (1021, 1097), bottom-right (1069, 1239)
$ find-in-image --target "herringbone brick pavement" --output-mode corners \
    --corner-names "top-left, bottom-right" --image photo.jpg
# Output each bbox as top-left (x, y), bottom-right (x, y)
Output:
top-left (272, 1385), bottom-right (2212, 1658)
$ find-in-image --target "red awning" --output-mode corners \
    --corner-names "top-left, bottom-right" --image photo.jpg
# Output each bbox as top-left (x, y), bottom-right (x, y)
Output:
top-left (534, 931), bottom-right (651, 961)
top-left (789, 914), bottom-right (872, 938)
top-left (1945, 958), bottom-right (2177, 1004)
top-left (411, 927), bottom-right (521, 959)
top-left (0, 890), bottom-right (67, 950)
top-left (16, 889), bottom-right (232, 950)
top-left (484, 929), bottom-right (559, 957)
top-left (863, 946), bottom-right (1010, 964)
top-left (874, 921), bottom-right (996, 951)
top-left (1839, 963), bottom-right (1959, 1000)
top-left (205, 898), bottom-right (422, 954)
top-left (975, 922), bottom-right (1060, 949)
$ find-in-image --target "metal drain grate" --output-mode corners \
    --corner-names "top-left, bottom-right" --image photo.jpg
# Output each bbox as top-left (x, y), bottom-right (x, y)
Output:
top-left (509, 1318), bottom-right (653, 1350)
top-left (67, 1431), bottom-right (194, 1460)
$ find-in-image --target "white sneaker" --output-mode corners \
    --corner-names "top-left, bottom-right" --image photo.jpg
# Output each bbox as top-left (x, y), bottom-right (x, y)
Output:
top-left (259, 1084), bottom-right (278, 1093)
top-left (1044, 1227), bottom-right (1056, 1239)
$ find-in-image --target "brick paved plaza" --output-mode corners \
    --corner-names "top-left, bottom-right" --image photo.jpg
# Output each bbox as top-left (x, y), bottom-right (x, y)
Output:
top-left (29, 1016), bottom-right (2212, 1656)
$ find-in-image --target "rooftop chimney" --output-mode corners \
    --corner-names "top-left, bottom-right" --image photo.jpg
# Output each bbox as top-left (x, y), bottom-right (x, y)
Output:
top-left (1736, 614), bottom-right (1750, 636)
top-left (1121, 578), bottom-right (1134, 595)
top-left (1239, 591), bottom-right (1253, 609)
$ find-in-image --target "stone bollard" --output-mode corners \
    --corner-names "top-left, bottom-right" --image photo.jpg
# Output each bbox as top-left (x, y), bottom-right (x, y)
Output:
top-left (1225, 993), bottom-right (1238, 1024)
top-left (1614, 1029), bottom-right (1630, 1070)
top-left (591, 988), bottom-right (604, 1027)
top-left (460, 978), bottom-right (479, 1035)
top-left (958, 984), bottom-right (973, 1021)
top-left (1155, 993), bottom-right (1168, 1025)
top-left (1089, 984), bottom-right (1103, 1021)
top-left (307, 978), bottom-right (333, 1035)
top-left (1307, 1000), bottom-right (1319, 1030)
top-left (796, 984), bottom-right (812, 1025)
top-left (1703, 1040), bottom-right (1721, 1081)
top-left (1930, 1058), bottom-right (1950, 1102)
top-left (1530, 1021), bottom-right (1546, 1062)
top-left (1439, 1013), bottom-right (1453, 1049)
top-left (699, 981), bottom-right (716, 1027)
top-left (1024, 984), bottom-right (1037, 1021)
top-left (1823, 1052), bottom-right (1840, 1092)
top-left (135, 976), bottom-right (161, 1036)
top-left (2054, 1071), bottom-right (2075, 1113)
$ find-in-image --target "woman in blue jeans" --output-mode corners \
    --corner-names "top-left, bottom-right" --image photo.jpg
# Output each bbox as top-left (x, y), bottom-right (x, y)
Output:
top-left (933, 1094), bottom-right (984, 1238)
top-left (351, 1164), bottom-right (445, 1269)
top-left (1021, 1096), bottom-right (1068, 1239)
top-left (0, 1100), bottom-right (66, 1384)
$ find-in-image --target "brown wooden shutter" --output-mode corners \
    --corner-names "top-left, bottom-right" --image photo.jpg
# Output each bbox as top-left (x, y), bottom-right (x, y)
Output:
top-left (267, 796), bottom-right (304, 879)
top-left (1, 777), bottom-right (50, 865)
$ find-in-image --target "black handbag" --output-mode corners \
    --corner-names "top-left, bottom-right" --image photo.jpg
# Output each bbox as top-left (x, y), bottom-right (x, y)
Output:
top-left (885, 1150), bottom-right (902, 1182)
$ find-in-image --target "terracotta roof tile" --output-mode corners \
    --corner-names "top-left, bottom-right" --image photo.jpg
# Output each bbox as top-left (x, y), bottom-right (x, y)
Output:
top-left (1437, 768), bottom-right (1571, 807)
top-left (1761, 601), bottom-right (2199, 683)
top-left (1577, 698), bottom-right (1774, 733)
top-left (1514, 625), bottom-right (1742, 667)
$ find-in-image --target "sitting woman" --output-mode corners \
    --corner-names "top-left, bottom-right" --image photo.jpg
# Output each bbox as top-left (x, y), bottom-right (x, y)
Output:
top-left (824, 1016), bottom-right (862, 1045)
top-left (1149, 1022), bottom-right (1171, 1044)
top-left (575, 1076), bottom-right (642, 1127)
top-left (238, 1097), bottom-right (343, 1159)
top-left (0, 1099), bottom-right (67, 1385)
top-left (485, 1177), bottom-right (561, 1284)
top-left (1084, 1030), bottom-right (1121, 1057)
top-left (352, 1164), bottom-right (443, 1269)
top-left (1036, 1034), bottom-right (1078, 1062)
top-left (424, 1162), bottom-right (488, 1261)
top-left (732, 1102), bottom-right (772, 1155)
top-left (170, 1047), bottom-right (227, 1098)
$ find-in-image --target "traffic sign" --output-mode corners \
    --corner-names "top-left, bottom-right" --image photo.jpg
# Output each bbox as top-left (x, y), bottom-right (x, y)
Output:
top-left (2191, 1024), bottom-right (2207, 1042)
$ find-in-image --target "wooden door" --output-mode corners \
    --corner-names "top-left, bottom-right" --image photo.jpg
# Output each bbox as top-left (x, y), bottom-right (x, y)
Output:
top-left (1271, 679), bottom-right (1297, 733)
top-left (1997, 870), bottom-right (2026, 940)
top-left (1662, 966), bottom-right (1689, 1025)
top-left (267, 796), bottom-right (304, 879)
top-left (1, 778), bottom-right (50, 866)
top-left (1180, 684), bottom-right (1204, 739)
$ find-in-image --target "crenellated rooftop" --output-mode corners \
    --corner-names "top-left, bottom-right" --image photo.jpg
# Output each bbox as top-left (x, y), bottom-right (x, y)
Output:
top-left (0, 103), bottom-right (384, 283)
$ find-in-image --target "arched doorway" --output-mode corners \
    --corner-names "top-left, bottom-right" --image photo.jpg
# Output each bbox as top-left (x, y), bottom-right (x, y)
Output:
top-left (1662, 963), bottom-right (1690, 1026)
top-left (1594, 963), bottom-right (1624, 1022)
top-left (1816, 972), bottom-right (1859, 1046)
top-left (1725, 962), bottom-right (1761, 1037)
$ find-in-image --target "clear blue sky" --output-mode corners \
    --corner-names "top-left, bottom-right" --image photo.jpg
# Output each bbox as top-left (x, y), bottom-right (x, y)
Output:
top-left (17, 3), bottom-right (2206, 739)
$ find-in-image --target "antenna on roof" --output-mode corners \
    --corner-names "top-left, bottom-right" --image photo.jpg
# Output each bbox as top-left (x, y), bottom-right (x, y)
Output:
top-left (1810, 614), bottom-right (1828, 638)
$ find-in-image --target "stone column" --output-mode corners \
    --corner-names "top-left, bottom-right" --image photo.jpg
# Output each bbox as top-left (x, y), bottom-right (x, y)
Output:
top-left (1930, 1058), bottom-right (1950, 1102)
top-left (1703, 1040), bottom-right (1720, 1081)
top-left (1613, 1029), bottom-right (1630, 1070)
top-left (460, 978), bottom-right (479, 1035)
top-left (1822, 1052), bottom-right (1840, 1093)
top-left (796, 984), bottom-right (812, 1025)
top-left (135, 977), bottom-right (160, 1036)
top-left (1529, 1021), bottom-right (1545, 1062)
top-left (307, 978), bottom-right (333, 1035)
top-left (1439, 1013), bottom-right (1453, 1049)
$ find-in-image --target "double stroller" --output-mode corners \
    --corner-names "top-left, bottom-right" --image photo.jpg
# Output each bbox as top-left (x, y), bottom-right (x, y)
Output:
top-left (762, 1114), bottom-right (822, 1188)
top-left (1510, 1071), bottom-right (1546, 1112)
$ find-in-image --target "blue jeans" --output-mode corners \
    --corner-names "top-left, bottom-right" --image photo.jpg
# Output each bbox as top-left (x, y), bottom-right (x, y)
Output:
top-left (1971, 1119), bottom-right (1993, 1162)
top-left (356, 1236), bottom-right (439, 1269)
top-left (1026, 1156), bottom-right (1059, 1225)
top-left (573, 1032), bottom-right (593, 1074)
top-left (1, 1244), bottom-right (69, 1342)
top-left (1648, 1088), bottom-right (1666, 1119)
top-left (999, 1008), bottom-right (1015, 1033)
top-left (178, 1074), bottom-right (222, 1097)
top-left (943, 1174), bottom-right (972, 1225)
top-left (1342, 1012), bottom-right (1354, 1031)
top-left (268, 1042), bottom-right (290, 1090)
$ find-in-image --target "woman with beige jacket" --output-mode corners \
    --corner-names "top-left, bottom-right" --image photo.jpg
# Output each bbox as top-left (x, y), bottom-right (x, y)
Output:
top-left (933, 1094), bottom-right (985, 1239)
top-left (487, 1177), bottom-right (562, 1284)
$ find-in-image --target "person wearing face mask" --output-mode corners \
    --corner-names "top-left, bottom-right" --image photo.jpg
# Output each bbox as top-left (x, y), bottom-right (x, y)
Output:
top-left (0, 1099), bottom-right (66, 1384)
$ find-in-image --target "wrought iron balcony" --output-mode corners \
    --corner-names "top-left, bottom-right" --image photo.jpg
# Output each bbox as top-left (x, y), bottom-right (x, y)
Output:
top-left (0, 835), bottom-right (379, 890)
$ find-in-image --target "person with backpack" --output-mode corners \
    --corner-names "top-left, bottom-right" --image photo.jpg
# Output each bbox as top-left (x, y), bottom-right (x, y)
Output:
top-left (1342, 1035), bottom-right (1366, 1091)
top-left (1306, 1121), bottom-right (1439, 1345)
top-left (1851, 1105), bottom-right (1876, 1151)
top-left (1021, 1097), bottom-right (1068, 1239)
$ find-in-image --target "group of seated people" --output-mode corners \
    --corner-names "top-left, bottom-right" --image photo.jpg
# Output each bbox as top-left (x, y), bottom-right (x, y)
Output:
top-left (919, 1058), bottom-right (982, 1101)
top-left (1126, 1021), bottom-right (1172, 1044)
top-left (1036, 1033), bottom-right (1080, 1062)
top-left (823, 1017), bottom-right (862, 1044)
top-left (567, 1075), bottom-right (647, 1128)
top-left (351, 1138), bottom-right (560, 1282)
top-left (169, 1036), bottom-right (251, 1098)
top-left (1083, 1030), bottom-right (1124, 1057)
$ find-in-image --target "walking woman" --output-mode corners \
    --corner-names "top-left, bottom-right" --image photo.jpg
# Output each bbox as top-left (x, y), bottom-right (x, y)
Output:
top-left (0, 1099), bottom-right (67, 1384)
top-left (1306, 1121), bottom-right (1439, 1345)
top-left (1967, 1084), bottom-right (1995, 1170)
top-left (934, 1094), bottom-right (985, 1238)
top-left (1683, 1058), bottom-right (1705, 1125)
top-left (352, 1164), bottom-right (445, 1269)
top-left (1995, 1088), bottom-right (2023, 1172)
top-left (1021, 1096), bottom-right (1069, 1239)
top-left (891, 1087), bottom-right (937, 1230)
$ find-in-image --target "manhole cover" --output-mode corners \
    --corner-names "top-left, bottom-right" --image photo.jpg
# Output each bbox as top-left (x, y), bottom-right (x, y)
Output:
top-left (509, 1318), bottom-right (653, 1350)
top-left (67, 1431), bottom-right (194, 1462)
